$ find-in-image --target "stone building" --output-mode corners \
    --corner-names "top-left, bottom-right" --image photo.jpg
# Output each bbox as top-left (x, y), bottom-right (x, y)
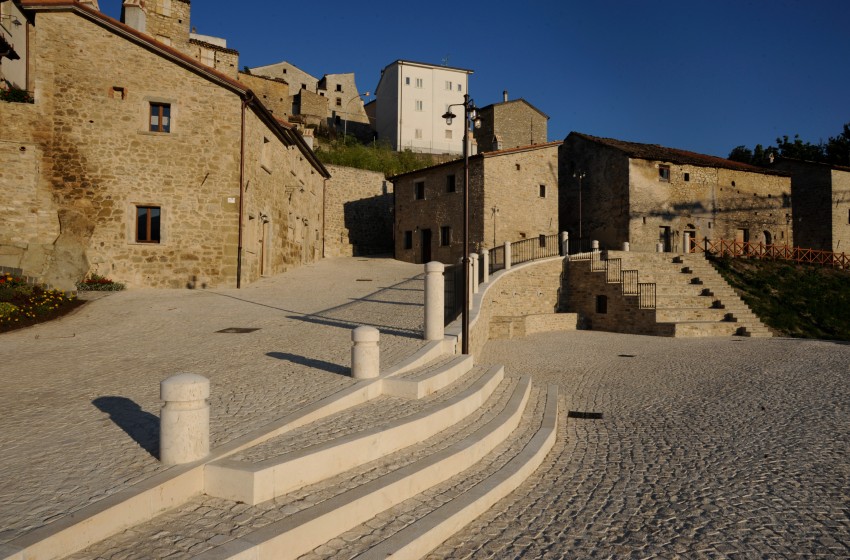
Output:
top-left (772, 158), bottom-right (850, 253)
top-left (473, 93), bottom-right (548, 153)
top-left (392, 142), bottom-right (561, 264)
top-left (0, 0), bottom-right (26, 88)
top-left (0, 0), bottom-right (329, 290)
top-left (374, 59), bottom-right (473, 155)
top-left (559, 132), bottom-right (792, 253)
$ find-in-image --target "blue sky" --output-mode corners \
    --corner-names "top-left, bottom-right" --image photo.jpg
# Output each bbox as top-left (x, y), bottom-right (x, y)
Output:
top-left (100, 0), bottom-right (849, 158)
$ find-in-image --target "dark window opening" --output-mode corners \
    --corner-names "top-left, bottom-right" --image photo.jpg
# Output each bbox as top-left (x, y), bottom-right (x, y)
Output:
top-left (440, 226), bottom-right (451, 246)
top-left (335, 84), bottom-right (342, 92)
top-left (659, 165), bottom-right (670, 182)
top-left (149, 102), bottom-right (171, 132)
top-left (136, 206), bottom-right (161, 243)
top-left (539, 184), bottom-right (546, 197)
top-left (414, 181), bottom-right (425, 200)
top-left (684, 172), bottom-right (690, 182)
top-left (446, 174), bottom-right (456, 193)
top-left (404, 230), bottom-right (413, 249)
top-left (539, 234), bottom-right (547, 248)
top-left (596, 295), bottom-right (608, 314)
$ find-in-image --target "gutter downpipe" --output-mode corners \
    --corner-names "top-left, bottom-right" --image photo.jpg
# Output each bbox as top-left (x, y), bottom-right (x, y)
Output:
top-left (237, 95), bottom-right (249, 288)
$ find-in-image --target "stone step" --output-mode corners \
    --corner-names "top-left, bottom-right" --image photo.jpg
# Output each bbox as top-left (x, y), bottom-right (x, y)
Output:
top-left (668, 321), bottom-right (746, 337)
top-left (655, 294), bottom-right (718, 309)
top-left (205, 364), bottom-right (502, 505)
top-left (195, 376), bottom-right (536, 560)
top-left (384, 353), bottom-right (474, 398)
top-left (655, 307), bottom-right (731, 322)
top-left (64, 374), bottom-right (529, 560)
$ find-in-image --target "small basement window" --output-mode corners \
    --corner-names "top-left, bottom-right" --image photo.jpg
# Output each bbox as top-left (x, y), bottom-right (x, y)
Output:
top-left (596, 295), bottom-right (608, 314)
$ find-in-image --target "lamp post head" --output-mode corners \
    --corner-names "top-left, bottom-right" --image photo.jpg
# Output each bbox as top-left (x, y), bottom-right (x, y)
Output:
top-left (442, 110), bottom-right (456, 125)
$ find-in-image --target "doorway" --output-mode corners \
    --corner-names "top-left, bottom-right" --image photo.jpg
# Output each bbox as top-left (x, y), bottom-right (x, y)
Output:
top-left (659, 226), bottom-right (672, 252)
top-left (421, 228), bottom-right (432, 263)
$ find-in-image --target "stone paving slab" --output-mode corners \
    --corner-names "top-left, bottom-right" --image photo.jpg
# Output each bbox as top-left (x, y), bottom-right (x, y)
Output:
top-left (0, 257), bottom-right (424, 545)
top-left (430, 332), bottom-right (850, 558)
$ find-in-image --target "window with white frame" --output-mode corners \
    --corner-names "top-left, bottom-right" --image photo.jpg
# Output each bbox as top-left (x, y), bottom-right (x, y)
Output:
top-left (445, 81), bottom-right (452, 90)
top-left (415, 100), bottom-right (423, 111)
top-left (405, 77), bottom-right (410, 85)
top-left (415, 128), bottom-right (423, 139)
top-left (415, 78), bottom-right (423, 88)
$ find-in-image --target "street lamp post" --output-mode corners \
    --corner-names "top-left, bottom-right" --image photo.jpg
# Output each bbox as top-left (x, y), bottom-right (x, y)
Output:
top-left (343, 91), bottom-right (370, 139)
top-left (442, 94), bottom-right (480, 355)
top-left (573, 171), bottom-right (586, 241)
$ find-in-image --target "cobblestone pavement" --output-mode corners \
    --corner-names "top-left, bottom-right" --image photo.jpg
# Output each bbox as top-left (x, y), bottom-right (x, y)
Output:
top-left (0, 257), bottom-right (424, 545)
top-left (434, 331), bottom-right (850, 558)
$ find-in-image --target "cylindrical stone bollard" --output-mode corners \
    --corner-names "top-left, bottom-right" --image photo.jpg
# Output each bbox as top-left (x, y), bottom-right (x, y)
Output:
top-left (656, 242), bottom-right (664, 253)
top-left (481, 249), bottom-right (490, 284)
top-left (504, 241), bottom-right (512, 270)
top-left (160, 373), bottom-right (210, 465)
top-left (467, 256), bottom-right (474, 310)
top-left (470, 253), bottom-right (480, 294)
top-left (424, 261), bottom-right (445, 341)
top-left (622, 242), bottom-right (630, 251)
top-left (351, 326), bottom-right (380, 379)
top-left (560, 231), bottom-right (569, 256)
top-left (592, 240), bottom-right (599, 251)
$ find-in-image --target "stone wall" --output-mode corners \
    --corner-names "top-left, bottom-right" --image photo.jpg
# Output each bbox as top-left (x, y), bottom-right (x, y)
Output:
top-left (832, 169), bottom-right (850, 253)
top-left (324, 165), bottom-right (393, 257)
top-left (250, 61), bottom-right (318, 97)
top-left (144, 0), bottom-right (191, 52)
top-left (561, 257), bottom-right (658, 335)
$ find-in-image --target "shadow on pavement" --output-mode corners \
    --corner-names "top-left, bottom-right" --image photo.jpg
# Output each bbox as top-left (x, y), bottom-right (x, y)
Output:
top-left (92, 396), bottom-right (160, 459)
top-left (266, 352), bottom-right (350, 376)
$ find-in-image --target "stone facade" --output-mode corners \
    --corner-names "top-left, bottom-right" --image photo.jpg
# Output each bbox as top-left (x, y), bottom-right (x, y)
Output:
top-left (0, 2), bottom-right (328, 289)
top-left (560, 132), bottom-right (793, 252)
top-left (188, 37), bottom-right (239, 80)
top-left (474, 98), bottom-right (548, 153)
top-left (236, 72), bottom-right (291, 118)
top-left (393, 142), bottom-right (561, 264)
top-left (772, 159), bottom-right (850, 253)
top-left (324, 165), bottom-right (393, 258)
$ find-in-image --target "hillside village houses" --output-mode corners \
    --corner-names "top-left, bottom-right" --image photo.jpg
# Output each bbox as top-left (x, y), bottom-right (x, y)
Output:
top-left (559, 132), bottom-right (794, 253)
top-left (374, 59), bottom-right (473, 155)
top-left (0, 0), bottom-right (330, 289)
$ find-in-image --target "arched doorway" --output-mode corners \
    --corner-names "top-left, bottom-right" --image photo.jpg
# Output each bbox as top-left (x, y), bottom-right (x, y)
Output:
top-left (763, 231), bottom-right (772, 246)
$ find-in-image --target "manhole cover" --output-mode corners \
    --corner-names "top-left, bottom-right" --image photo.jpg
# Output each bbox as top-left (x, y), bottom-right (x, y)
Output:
top-left (216, 328), bottom-right (261, 334)
top-left (567, 411), bottom-right (604, 420)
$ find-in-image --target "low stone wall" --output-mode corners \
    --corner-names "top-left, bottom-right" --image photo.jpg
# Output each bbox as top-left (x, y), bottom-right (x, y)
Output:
top-left (450, 257), bottom-right (575, 361)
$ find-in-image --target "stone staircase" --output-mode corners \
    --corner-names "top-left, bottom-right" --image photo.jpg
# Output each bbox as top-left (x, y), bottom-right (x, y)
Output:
top-left (569, 250), bottom-right (772, 338)
top-left (11, 345), bottom-right (557, 560)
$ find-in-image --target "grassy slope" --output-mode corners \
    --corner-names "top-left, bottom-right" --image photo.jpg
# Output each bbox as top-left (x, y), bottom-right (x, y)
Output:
top-left (711, 257), bottom-right (850, 340)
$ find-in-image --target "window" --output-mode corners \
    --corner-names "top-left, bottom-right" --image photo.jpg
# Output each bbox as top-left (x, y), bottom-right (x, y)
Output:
top-left (414, 181), bottom-right (425, 200)
top-left (596, 295), bottom-right (608, 314)
top-left (684, 172), bottom-right (690, 182)
top-left (457, 84), bottom-right (462, 92)
top-left (415, 78), bottom-right (423, 88)
top-left (335, 84), bottom-right (342, 92)
top-left (446, 174), bottom-right (456, 193)
top-left (440, 226), bottom-right (451, 246)
top-left (415, 128), bottom-right (423, 139)
top-left (539, 184), bottom-right (546, 198)
top-left (539, 234), bottom-right (547, 248)
top-left (659, 165), bottom-right (670, 182)
top-left (404, 230), bottom-right (413, 249)
top-left (136, 206), bottom-right (161, 243)
top-left (415, 100), bottom-right (423, 111)
top-left (336, 98), bottom-right (342, 106)
top-left (405, 77), bottom-right (410, 85)
top-left (111, 86), bottom-right (126, 100)
top-left (445, 81), bottom-right (452, 90)
top-left (301, 83), bottom-right (307, 90)
top-left (515, 163), bottom-right (521, 171)
top-left (445, 129), bottom-right (453, 139)
top-left (149, 102), bottom-right (171, 132)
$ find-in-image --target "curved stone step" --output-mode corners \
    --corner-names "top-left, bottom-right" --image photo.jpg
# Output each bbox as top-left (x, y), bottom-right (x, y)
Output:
top-left (353, 384), bottom-right (559, 560)
top-left (194, 376), bottom-right (534, 560)
top-left (383, 354), bottom-right (474, 398)
top-left (205, 364), bottom-right (502, 504)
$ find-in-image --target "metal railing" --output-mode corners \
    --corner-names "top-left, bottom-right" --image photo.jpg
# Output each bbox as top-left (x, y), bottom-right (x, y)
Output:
top-left (510, 233), bottom-right (561, 266)
top-left (638, 283), bottom-right (656, 309)
top-left (606, 258), bottom-right (622, 283)
top-left (696, 239), bottom-right (850, 269)
top-left (622, 269), bottom-right (639, 295)
top-left (443, 262), bottom-right (464, 327)
top-left (489, 245), bottom-right (506, 274)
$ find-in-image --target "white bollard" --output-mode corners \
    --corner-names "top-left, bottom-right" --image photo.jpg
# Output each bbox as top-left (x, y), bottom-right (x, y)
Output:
top-left (622, 242), bottom-right (630, 251)
top-left (470, 253), bottom-right (480, 294)
top-left (160, 373), bottom-right (210, 465)
top-left (656, 242), bottom-right (664, 253)
top-left (467, 256), bottom-right (474, 310)
top-left (560, 231), bottom-right (569, 256)
top-left (481, 249), bottom-right (490, 284)
top-left (504, 241), bottom-right (512, 270)
top-left (351, 326), bottom-right (380, 379)
top-left (424, 261), bottom-right (445, 341)
top-left (592, 240), bottom-right (599, 251)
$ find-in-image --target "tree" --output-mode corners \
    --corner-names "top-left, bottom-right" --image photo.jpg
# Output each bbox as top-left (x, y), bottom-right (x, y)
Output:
top-left (728, 122), bottom-right (850, 167)
top-left (825, 123), bottom-right (850, 166)
top-left (728, 145), bottom-right (753, 164)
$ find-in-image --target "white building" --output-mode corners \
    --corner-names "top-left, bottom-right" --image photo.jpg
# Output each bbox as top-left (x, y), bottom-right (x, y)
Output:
top-left (374, 59), bottom-right (473, 155)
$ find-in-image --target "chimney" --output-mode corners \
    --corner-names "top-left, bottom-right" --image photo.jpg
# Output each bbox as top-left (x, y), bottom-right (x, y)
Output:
top-left (503, 90), bottom-right (508, 102)
top-left (122, 0), bottom-right (146, 33)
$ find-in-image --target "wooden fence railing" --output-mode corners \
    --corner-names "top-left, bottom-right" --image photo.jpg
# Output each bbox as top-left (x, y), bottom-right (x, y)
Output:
top-left (696, 239), bottom-right (850, 269)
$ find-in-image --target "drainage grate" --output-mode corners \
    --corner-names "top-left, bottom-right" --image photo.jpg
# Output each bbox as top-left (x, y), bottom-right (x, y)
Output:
top-left (568, 411), bottom-right (604, 420)
top-left (618, 354), bottom-right (636, 358)
top-left (216, 328), bottom-right (261, 334)
top-left (356, 278), bottom-right (373, 282)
